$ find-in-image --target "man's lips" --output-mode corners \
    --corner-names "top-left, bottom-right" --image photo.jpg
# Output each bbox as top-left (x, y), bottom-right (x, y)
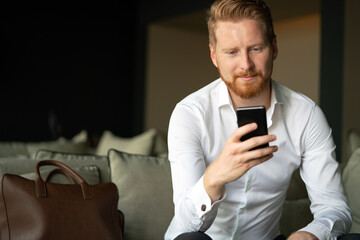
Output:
top-left (237, 75), bottom-right (257, 82)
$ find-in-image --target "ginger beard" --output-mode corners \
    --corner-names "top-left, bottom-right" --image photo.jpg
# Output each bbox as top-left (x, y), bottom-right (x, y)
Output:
top-left (219, 70), bottom-right (269, 99)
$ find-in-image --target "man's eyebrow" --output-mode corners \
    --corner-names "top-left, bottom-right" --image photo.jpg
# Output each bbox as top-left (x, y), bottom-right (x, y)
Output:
top-left (221, 47), bottom-right (239, 52)
top-left (249, 42), bottom-right (266, 47)
top-left (221, 43), bottom-right (266, 51)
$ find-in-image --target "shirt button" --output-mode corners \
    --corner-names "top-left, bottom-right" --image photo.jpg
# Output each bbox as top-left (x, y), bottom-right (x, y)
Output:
top-left (201, 204), bottom-right (206, 211)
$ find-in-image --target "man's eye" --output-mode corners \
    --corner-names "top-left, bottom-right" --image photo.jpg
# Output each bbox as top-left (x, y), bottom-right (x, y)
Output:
top-left (227, 50), bottom-right (237, 55)
top-left (251, 47), bottom-right (262, 53)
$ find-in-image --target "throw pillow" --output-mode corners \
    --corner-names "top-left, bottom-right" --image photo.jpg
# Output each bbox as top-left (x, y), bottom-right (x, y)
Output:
top-left (108, 149), bottom-right (173, 240)
top-left (347, 129), bottom-right (360, 159)
top-left (96, 128), bottom-right (157, 156)
top-left (0, 158), bottom-right (101, 185)
top-left (71, 129), bottom-right (88, 143)
top-left (342, 147), bottom-right (360, 233)
top-left (21, 165), bottom-right (101, 185)
top-left (153, 131), bottom-right (168, 157)
top-left (35, 150), bottom-right (110, 183)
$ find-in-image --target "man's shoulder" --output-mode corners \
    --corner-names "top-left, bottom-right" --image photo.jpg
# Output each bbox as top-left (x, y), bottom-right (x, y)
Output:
top-left (274, 80), bottom-right (316, 110)
top-left (178, 78), bottom-right (223, 108)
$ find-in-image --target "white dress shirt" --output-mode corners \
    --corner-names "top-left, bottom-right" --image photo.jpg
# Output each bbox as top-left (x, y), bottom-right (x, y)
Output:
top-left (164, 78), bottom-right (351, 240)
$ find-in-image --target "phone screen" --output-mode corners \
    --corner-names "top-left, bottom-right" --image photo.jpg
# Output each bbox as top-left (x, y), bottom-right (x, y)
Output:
top-left (236, 106), bottom-right (269, 150)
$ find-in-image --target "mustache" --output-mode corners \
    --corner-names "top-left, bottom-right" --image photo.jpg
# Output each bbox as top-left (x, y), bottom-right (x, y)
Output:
top-left (234, 71), bottom-right (262, 78)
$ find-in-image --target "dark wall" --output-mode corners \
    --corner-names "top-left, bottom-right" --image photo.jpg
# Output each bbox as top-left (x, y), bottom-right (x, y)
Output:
top-left (0, 2), bottom-right (137, 141)
top-left (0, 0), bottom-right (214, 142)
top-left (320, 0), bottom-right (345, 160)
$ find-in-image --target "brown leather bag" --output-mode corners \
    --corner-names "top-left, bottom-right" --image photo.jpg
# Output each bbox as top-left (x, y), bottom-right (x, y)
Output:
top-left (0, 160), bottom-right (124, 240)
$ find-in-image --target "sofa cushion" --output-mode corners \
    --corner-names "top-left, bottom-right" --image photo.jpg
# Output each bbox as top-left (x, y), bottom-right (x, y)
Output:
top-left (108, 149), bottom-right (173, 240)
top-left (96, 129), bottom-right (157, 156)
top-left (21, 165), bottom-right (101, 185)
top-left (0, 142), bottom-right (29, 158)
top-left (0, 132), bottom-right (91, 159)
top-left (35, 150), bottom-right (110, 183)
top-left (342, 147), bottom-right (360, 233)
top-left (0, 158), bottom-right (41, 176)
top-left (27, 137), bottom-right (90, 158)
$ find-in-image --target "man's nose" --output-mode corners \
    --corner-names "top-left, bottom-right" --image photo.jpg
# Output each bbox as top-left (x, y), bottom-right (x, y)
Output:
top-left (239, 52), bottom-right (254, 71)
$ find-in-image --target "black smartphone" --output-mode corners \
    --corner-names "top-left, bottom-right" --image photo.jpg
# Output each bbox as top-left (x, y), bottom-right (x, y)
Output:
top-left (236, 106), bottom-right (269, 150)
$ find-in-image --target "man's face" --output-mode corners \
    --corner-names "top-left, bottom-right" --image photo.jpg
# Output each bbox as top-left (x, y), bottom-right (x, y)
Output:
top-left (210, 18), bottom-right (278, 99)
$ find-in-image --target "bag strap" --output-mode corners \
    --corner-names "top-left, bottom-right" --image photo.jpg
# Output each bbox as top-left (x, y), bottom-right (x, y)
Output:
top-left (35, 160), bottom-right (93, 200)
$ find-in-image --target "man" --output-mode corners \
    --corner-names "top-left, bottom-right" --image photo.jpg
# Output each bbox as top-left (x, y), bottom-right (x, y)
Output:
top-left (164, 0), bottom-right (352, 239)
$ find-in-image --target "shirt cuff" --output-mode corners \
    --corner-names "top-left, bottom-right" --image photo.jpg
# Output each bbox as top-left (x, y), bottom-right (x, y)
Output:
top-left (299, 222), bottom-right (333, 240)
top-left (190, 176), bottom-right (225, 218)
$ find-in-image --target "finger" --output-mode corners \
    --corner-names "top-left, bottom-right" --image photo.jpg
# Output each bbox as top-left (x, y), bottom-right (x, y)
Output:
top-left (230, 123), bottom-right (257, 142)
top-left (238, 134), bottom-right (277, 152)
top-left (240, 152), bottom-right (274, 170)
top-left (241, 145), bottom-right (278, 163)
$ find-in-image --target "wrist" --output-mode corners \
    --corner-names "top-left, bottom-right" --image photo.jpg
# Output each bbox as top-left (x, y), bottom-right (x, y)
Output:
top-left (203, 171), bottom-right (225, 203)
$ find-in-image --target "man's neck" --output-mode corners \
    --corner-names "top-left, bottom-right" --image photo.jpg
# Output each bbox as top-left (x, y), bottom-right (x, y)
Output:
top-left (229, 82), bottom-right (272, 110)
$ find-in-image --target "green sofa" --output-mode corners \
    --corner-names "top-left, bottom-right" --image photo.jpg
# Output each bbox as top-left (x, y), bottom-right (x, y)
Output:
top-left (0, 128), bottom-right (359, 239)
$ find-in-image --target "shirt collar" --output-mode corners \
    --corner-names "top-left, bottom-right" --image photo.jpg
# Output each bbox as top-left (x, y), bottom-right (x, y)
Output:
top-left (267, 80), bottom-right (284, 127)
top-left (271, 80), bottom-right (284, 105)
top-left (217, 79), bottom-right (233, 109)
top-left (217, 78), bottom-right (283, 127)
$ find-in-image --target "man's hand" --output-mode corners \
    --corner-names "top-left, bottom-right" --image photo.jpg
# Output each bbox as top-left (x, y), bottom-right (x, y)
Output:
top-left (203, 123), bottom-right (278, 203)
top-left (287, 231), bottom-right (319, 240)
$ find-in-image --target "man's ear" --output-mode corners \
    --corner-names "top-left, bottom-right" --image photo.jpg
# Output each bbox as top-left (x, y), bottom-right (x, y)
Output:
top-left (209, 43), bottom-right (218, 68)
top-left (272, 38), bottom-right (278, 60)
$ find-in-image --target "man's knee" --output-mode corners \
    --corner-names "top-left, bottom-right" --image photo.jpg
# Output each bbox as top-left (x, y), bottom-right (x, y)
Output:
top-left (338, 233), bottom-right (360, 240)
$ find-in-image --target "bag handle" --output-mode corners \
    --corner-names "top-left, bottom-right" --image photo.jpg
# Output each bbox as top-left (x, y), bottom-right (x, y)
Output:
top-left (44, 168), bottom-right (77, 184)
top-left (35, 160), bottom-right (93, 200)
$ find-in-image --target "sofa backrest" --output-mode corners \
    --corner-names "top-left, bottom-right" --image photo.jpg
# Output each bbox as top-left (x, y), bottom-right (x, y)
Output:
top-left (35, 149), bottom-right (110, 183)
